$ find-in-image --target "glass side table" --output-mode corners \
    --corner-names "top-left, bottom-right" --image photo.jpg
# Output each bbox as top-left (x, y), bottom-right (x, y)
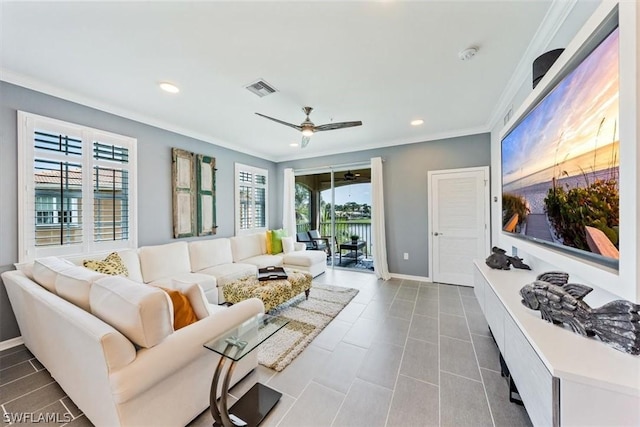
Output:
top-left (204, 313), bottom-right (289, 427)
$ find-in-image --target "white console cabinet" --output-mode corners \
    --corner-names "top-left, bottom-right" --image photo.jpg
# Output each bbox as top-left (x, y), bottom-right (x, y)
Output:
top-left (473, 261), bottom-right (640, 426)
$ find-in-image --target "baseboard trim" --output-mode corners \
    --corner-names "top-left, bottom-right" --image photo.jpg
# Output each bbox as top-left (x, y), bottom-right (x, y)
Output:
top-left (0, 336), bottom-right (24, 352)
top-left (390, 273), bottom-right (431, 282)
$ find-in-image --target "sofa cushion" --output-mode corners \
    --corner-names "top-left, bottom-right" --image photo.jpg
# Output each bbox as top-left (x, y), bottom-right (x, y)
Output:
top-left (281, 236), bottom-right (295, 254)
top-left (240, 255), bottom-right (284, 269)
top-left (188, 238), bottom-right (233, 272)
top-left (150, 272), bottom-right (217, 304)
top-left (282, 250), bottom-right (327, 267)
top-left (170, 280), bottom-right (212, 320)
top-left (32, 257), bottom-right (76, 293)
top-left (197, 263), bottom-right (257, 287)
top-left (83, 252), bottom-right (129, 276)
top-left (265, 230), bottom-right (273, 254)
top-left (230, 234), bottom-right (264, 262)
top-left (117, 249), bottom-right (144, 282)
top-left (138, 242), bottom-right (191, 283)
top-left (270, 229), bottom-right (287, 254)
top-left (90, 276), bottom-right (173, 348)
top-left (55, 266), bottom-right (107, 311)
top-left (159, 288), bottom-right (198, 330)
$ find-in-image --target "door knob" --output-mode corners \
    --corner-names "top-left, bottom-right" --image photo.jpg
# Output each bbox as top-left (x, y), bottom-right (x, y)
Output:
top-left (434, 232), bottom-right (441, 236)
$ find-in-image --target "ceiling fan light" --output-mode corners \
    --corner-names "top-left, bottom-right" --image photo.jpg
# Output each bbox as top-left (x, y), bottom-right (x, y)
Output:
top-left (301, 128), bottom-right (314, 137)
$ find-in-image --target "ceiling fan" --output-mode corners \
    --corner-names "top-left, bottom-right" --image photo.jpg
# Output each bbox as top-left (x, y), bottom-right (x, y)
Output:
top-left (255, 106), bottom-right (362, 148)
top-left (343, 170), bottom-right (360, 181)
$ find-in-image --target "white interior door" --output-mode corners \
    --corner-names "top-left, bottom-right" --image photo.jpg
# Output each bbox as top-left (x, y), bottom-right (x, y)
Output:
top-left (429, 167), bottom-right (489, 286)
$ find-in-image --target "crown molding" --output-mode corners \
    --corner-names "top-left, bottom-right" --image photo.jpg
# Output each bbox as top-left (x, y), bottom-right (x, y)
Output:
top-left (0, 69), bottom-right (278, 162)
top-left (486, 0), bottom-right (578, 132)
top-left (2, 69), bottom-right (489, 164)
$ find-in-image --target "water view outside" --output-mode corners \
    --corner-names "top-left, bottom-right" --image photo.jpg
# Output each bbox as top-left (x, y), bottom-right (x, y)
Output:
top-left (502, 28), bottom-right (619, 259)
top-left (320, 183), bottom-right (371, 246)
top-left (295, 180), bottom-right (373, 268)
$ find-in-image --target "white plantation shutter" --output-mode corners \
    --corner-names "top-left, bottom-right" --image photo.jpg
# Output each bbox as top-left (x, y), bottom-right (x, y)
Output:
top-left (235, 163), bottom-right (268, 234)
top-left (18, 112), bottom-right (137, 261)
top-left (92, 140), bottom-right (131, 243)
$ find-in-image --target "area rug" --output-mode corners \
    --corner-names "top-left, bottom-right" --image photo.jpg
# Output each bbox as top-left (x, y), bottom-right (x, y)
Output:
top-left (257, 284), bottom-right (359, 371)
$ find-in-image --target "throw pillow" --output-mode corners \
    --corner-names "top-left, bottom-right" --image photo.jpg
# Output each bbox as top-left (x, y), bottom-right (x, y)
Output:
top-left (281, 236), bottom-right (295, 254)
top-left (83, 252), bottom-right (129, 276)
top-left (270, 229), bottom-right (287, 254)
top-left (160, 288), bottom-right (198, 330)
top-left (265, 230), bottom-right (273, 254)
top-left (171, 279), bottom-right (211, 320)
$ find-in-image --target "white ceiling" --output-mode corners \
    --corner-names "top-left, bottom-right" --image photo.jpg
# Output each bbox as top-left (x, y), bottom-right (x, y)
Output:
top-left (1, 1), bottom-right (554, 162)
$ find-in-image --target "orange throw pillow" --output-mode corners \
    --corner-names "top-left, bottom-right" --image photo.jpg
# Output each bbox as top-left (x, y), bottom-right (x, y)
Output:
top-left (160, 288), bottom-right (198, 330)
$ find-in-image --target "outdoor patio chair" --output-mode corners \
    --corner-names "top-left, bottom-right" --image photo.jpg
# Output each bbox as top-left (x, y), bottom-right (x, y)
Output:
top-left (308, 230), bottom-right (330, 256)
top-left (296, 232), bottom-right (316, 251)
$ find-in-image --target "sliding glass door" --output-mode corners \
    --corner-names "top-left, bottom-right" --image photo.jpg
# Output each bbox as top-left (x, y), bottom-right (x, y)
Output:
top-left (294, 166), bottom-right (372, 271)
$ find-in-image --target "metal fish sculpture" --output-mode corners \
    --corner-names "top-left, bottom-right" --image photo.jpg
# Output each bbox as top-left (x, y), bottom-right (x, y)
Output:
top-left (485, 247), bottom-right (531, 270)
top-left (520, 272), bottom-right (640, 355)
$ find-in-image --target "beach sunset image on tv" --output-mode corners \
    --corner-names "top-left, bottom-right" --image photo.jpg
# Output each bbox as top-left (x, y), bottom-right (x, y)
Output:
top-left (501, 27), bottom-right (619, 261)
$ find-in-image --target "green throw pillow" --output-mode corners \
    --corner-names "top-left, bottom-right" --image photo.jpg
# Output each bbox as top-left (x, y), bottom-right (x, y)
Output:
top-left (270, 229), bottom-right (288, 254)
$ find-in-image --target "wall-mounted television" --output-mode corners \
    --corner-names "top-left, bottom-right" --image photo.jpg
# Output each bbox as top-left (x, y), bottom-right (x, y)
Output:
top-left (501, 25), bottom-right (619, 268)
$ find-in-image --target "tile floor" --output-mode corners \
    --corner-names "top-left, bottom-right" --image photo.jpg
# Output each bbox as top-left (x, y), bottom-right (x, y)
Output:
top-left (0, 269), bottom-right (531, 426)
top-left (189, 269), bottom-right (532, 427)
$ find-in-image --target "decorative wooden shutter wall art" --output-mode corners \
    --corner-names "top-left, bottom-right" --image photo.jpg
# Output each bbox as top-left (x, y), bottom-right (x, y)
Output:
top-left (196, 154), bottom-right (217, 236)
top-left (172, 148), bottom-right (217, 238)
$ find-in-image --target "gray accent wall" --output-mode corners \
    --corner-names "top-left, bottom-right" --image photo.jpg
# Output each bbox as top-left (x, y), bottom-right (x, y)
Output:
top-left (0, 82), bottom-right (279, 341)
top-left (0, 81), bottom-right (491, 341)
top-left (276, 134), bottom-right (491, 278)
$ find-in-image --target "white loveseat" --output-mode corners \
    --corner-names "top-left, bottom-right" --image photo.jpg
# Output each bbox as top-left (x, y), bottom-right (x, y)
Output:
top-left (2, 259), bottom-right (264, 427)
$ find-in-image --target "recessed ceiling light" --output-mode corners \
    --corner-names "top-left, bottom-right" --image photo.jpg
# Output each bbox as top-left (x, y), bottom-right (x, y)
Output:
top-left (411, 119), bottom-right (424, 126)
top-left (290, 142), bottom-right (299, 147)
top-left (159, 82), bottom-right (180, 93)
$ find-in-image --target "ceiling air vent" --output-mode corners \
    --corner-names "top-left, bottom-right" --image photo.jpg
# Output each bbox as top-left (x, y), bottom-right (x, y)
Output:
top-left (245, 79), bottom-right (277, 97)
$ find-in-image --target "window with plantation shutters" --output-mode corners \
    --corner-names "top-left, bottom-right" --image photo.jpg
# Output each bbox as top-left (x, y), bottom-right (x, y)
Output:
top-left (18, 112), bottom-right (137, 262)
top-left (235, 163), bottom-right (268, 235)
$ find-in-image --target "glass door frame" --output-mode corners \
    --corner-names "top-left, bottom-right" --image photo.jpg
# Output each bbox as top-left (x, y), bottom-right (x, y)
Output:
top-left (293, 161), bottom-right (371, 271)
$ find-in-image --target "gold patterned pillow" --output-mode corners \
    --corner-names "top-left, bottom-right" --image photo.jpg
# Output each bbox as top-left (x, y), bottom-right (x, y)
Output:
top-left (83, 252), bottom-right (129, 276)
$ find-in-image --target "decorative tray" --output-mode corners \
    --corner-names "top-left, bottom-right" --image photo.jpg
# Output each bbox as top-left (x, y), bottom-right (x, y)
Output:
top-left (258, 266), bottom-right (288, 281)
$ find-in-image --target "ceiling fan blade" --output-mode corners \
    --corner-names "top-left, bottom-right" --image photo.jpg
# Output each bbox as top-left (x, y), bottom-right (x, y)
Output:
top-left (255, 113), bottom-right (302, 131)
top-left (314, 121), bottom-right (363, 132)
top-left (301, 135), bottom-right (311, 148)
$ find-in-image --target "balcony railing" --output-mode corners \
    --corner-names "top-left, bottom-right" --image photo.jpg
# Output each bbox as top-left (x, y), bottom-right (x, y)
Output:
top-left (297, 221), bottom-right (372, 257)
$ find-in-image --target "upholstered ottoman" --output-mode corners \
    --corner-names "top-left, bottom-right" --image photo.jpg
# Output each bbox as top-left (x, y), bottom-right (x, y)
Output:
top-left (222, 270), bottom-right (312, 312)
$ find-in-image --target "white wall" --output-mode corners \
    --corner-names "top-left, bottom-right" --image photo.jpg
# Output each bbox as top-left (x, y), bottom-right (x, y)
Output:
top-left (490, 1), bottom-right (640, 303)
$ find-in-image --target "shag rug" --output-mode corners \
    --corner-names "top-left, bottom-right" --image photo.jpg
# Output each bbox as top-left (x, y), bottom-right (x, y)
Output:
top-left (257, 284), bottom-right (359, 371)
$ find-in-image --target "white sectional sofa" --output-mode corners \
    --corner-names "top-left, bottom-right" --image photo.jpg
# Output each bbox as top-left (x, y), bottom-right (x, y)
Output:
top-left (1, 233), bottom-right (326, 426)
top-left (80, 234), bottom-right (325, 305)
top-left (2, 259), bottom-right (264, 427)
top-left (230, 233), bottom-right (327, 278)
